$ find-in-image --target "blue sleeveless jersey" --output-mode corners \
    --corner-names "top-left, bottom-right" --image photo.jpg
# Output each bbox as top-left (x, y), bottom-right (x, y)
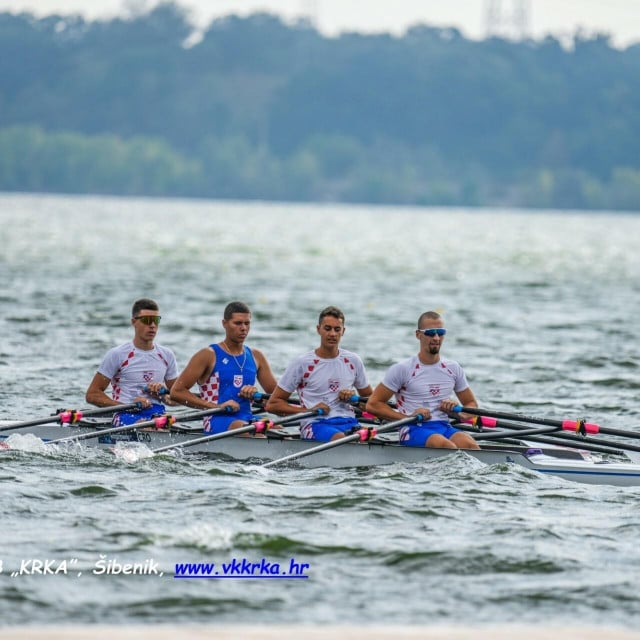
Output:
top-left (198, 344), bottom-right (257, 415)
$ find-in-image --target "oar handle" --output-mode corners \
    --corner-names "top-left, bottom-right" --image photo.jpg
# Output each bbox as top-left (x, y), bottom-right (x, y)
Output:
top-left (143, 386), bottom-right (270, 401)
top-left (143, 385), bottom-right (170, 396)
top-left (349, 395), bottom-right (397, 410)
top-left (453, 406), bottom-right (600, 434)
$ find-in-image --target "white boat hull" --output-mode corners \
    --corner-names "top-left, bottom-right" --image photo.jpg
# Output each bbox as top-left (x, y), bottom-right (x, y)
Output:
top-left (4, 423), bottom-right (640, 487)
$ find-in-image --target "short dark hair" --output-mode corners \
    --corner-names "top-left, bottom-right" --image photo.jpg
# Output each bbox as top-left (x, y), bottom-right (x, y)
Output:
top-left (417, 310), bottom-right (441, 328)
top-left (132, 298), bottom-right (159, 317)
top-left (318, 305), bottom-right (345, 325)
top-left (224, 301), bottom-right (251, 319)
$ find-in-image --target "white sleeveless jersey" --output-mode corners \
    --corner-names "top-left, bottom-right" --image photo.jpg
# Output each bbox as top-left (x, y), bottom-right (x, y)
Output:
top-left (97, 341), bottom-right (178, 403)
top-left (381, 355), bottom-right (469, 422)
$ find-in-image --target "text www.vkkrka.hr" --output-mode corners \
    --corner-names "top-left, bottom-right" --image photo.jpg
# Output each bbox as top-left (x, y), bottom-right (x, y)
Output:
top-left (174, 557), bottom-right (310, 579)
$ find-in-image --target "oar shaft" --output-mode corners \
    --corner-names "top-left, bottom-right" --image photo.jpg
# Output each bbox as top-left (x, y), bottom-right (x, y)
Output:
top-left (460, 416), bottom-right (640, 454)
top-left (151, 423), bottom-right (258, 453)
top-left (47, 406), bottom-right (234, 445)
top-left (454, 406), bottom-right (601, 434)
top-left (0, 402), bottom-right (143, 432)
top-left (263, 431), bottom-right (363, 466)
top-left (262, 414), bottom-right (421, 468)
top-left (497, 433), bottom-right (633, 456)
top-left (471, 425), bottom-right (561, 440)
top-left (151, 410), bottom-right (321, 454)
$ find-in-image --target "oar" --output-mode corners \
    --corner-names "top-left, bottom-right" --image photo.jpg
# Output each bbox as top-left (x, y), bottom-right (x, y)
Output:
top-left (150, 410), bottom-right (322, 455)
top-left (452, 406), bottom-right (608, 435)
top-left (457, 415), bottom-right (640, 456)
top-left (262, 414), bottom-right (423, 468)
top-left (45, 406), bottom-right (235, 446)
top-left (455, 405), bottom-right (640, 441)
top-left (470, 425), bottom-right (562, 440)
top-left (349, 394), bottom-right (397, 408)
top-left (0, 403), bottom-right (144, 433)
top-left (456, 423), bottom-right (628, 456)
top-left (145, 386), bottom-right (272, 406)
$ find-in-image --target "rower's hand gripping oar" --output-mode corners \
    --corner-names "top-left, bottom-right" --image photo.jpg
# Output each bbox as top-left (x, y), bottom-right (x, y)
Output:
top-left (150, 409), bottom-right (323, 455)
top-left (45, 406), bottom-right (236, 445)
top-left (262, 413), bottom-right (424, 469)
top-left (0, 402), bottom-right (145, 433)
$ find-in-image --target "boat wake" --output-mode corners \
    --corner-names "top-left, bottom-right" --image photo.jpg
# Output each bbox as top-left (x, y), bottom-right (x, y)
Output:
top-left (111, 441), bottom-right (156, 463)
top-left (3, 432), bottom-right (53, 454)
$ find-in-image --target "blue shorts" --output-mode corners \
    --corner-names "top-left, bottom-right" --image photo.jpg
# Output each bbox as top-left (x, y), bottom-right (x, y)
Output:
top-left (300, 416), bottom-right (359, 442)
top-left (399, 420), bottom-right (460, 447)
top-left (204, 411), bottom-right (253, 434)
top-left (112, 404), bottom-right (165, 427)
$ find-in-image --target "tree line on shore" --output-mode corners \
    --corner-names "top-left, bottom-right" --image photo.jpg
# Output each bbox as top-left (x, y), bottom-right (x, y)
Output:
top-left (1, 2), bottom-right (639, 210)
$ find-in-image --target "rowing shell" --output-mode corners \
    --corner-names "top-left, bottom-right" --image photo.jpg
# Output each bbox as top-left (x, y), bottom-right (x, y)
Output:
top-left (4, 423), bottom-right (640, 487)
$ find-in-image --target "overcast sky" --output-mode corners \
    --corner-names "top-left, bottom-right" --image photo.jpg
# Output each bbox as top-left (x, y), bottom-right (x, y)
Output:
top-left (1, 0), bottom-right (638, 46)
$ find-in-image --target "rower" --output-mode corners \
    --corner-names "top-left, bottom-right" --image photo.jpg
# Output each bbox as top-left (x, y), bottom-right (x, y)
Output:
top-left (366, 310), bottom-right (480, 449)
top-left (266, 306), bottom-right (373, 442)
top-left (85, 298), bottom-right (178, 427)
top-left (169, 301), bottom-right (277, 434)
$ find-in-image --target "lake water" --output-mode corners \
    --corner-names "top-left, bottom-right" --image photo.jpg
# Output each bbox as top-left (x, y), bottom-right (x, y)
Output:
top-left (1, 193), bottom-right (639, 629)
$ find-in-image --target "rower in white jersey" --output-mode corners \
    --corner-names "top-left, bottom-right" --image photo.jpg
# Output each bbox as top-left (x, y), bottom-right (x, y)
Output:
top-left (85, 298), bottom-right (178, 426)
top-left (366, 310), bottom-right (480, 449)
top-left (266, 306), bottom-right (373, 442)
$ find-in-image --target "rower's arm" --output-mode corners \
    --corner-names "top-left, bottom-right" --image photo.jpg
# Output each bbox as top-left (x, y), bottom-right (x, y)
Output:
top-left (155, 378), bottom-right (178, 405)
top-left (442, 387), bottom-right (478, 420)
top-left (254, 348), bottom-right (278, 395)
top-left (86, 372), bottom-right (120, 408)
top-left (366, 383), bottom-right (405, 422)
top-left (356, 384), bottom-right (374, 399)
top-left (170, 349), bottom-right (216, 410)
top-left (266, 386), bottom-right (309, 416)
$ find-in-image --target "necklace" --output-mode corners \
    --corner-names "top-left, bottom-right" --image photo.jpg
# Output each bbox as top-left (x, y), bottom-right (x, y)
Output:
top-left (223, 342), bottom-right (247, 372)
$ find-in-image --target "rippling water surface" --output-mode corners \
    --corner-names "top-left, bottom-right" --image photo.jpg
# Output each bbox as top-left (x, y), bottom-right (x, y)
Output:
top-left (1, 194), bottom-right (639, 628)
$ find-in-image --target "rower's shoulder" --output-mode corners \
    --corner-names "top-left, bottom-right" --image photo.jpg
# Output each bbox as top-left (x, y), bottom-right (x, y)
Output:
top-left (338, 347), bottom-right (366, 362)
top-left (153, 342), bottom-right (177, 357)
top-left (439, 357), bottom-right (463, 369)
top-left (102, 340), bottom-right (135, 358)
top-left (248, 345), bottom-right (268, 360)
top-left (186, 345), bottom-right (217, 364)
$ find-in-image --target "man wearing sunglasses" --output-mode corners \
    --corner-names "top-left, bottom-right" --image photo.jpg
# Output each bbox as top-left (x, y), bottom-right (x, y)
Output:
top-left (85, 298), bottom-right (178, 426)
top-left (366, 311), bottom-right (480, 449)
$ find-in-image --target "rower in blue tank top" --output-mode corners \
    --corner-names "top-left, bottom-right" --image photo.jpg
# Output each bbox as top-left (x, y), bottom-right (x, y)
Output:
top-left (169, 301), bottom-right (278, 434)
top-left (198, 343), bottom-right (258, 433)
